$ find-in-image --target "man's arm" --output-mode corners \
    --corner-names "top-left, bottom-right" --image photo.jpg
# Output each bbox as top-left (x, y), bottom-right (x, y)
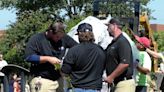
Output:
top-left (137, 65), bottom-right (150, 74)
top-left (26, 55), bottom-right (61, 65)
top-left (146, 48), bottom-right (161, 59)
top-left (105, 36), bottom-right (132, 84)
top-left (40, 56), bottom-right (61, 64)
top-left (105, 63), bottom-right (129, 83)
top-left (61, 49), bottom-right (74, 75)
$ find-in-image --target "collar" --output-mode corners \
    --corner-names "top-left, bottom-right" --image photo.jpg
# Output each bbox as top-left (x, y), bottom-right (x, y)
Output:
top-left (112, 33), bottom-right (123, 42)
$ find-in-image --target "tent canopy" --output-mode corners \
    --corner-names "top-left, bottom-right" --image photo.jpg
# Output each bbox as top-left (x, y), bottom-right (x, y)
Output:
top-left (67, 16), bottom-right (113, 49)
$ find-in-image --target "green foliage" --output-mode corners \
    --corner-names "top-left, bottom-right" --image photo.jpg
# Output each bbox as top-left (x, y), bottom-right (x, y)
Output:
top-left (0, 0), bottom-right (17, 9)
top-left (0, 9), bottom-right (84, 68)
top-left (0, 10), bottom-right (52, 68)
top-left (0, 0), bottom-right (92, 19)
top-left (102, 0), bottom-right (151, 18)
top-left (154, 31), bottom-right (164, 52)
top-left (65, 16), bottom-right (84, 33)
top-left (0, 0), bottom-right (65, 11)
top-left (0, 0), bottom-right (153, 68)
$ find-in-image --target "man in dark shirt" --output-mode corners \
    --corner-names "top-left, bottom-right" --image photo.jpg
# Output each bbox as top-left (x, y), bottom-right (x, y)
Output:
top-left (61, 23), bottom-right (106, 92)
top-left (105, 18), bottom-right (135, 92)
top-left (25, 21), bottom-right (77, 92)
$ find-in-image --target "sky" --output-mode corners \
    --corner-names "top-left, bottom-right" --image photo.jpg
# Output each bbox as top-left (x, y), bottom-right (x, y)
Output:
top-left (0, 8), bottom-right (17, 30)
top-left (147, 0), bottom-right (164, 24)
top-left (0, 0), bottom-right (164, 30)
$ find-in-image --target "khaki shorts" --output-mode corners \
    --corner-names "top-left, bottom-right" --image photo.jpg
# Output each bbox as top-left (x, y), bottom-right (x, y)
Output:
top-left (115, 79), bottom-right (136, 92)
top-left (30, 77), bottom-right (59, 92)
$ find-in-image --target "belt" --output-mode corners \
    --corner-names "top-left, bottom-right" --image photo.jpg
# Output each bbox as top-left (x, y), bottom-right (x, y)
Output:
top-left (114, 76), bottom-right (132, 85)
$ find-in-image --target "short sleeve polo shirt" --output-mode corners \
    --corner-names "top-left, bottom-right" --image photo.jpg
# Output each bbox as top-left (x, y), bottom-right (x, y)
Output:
top-left (106, 34), bottom-right (133, 79)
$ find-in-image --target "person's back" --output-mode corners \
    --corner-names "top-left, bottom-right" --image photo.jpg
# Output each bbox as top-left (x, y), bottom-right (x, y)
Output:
top-left (61, 23), bottom-right (106, 91)
top-left (122, 32), bottom-right (140, 78)
top-left (64, 43), bottom-right (105, 89)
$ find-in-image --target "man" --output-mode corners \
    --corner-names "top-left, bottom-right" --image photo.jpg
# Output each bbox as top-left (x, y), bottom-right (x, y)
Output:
top-left (125, 28), bottom-right (151, 75)
top-left (61, 23), bottom-right (106, 92)
top-left (0, 53), bottom-right (8, 71)
top-left (0, 53), bottom-right (8, 92)
top-left (105, 18), bottom-right (135, 92)
top-left (135, 37), bottom-right (152, 92)
top-left (68, 16), bottom-right (113, 92)
top-left (146, 48), bottom-right (164, 91)
top-left (25, 21), bottom-right (77, 92)
top-left (0, 53), bottom-right (8, 77)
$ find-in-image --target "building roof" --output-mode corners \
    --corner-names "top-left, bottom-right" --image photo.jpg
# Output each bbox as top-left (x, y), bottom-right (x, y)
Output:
top-left (150, 24), bottom-right (164, 31)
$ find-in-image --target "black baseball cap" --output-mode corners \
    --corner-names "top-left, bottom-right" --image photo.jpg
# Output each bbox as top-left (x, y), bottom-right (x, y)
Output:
top-left (75, 23), bottom-right (92, 35)
top-left (106, 18), bottom-right (123, 28)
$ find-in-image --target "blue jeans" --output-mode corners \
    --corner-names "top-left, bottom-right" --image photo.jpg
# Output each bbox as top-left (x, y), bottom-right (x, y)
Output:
top-left (74, 88), bottom-right (100, 92)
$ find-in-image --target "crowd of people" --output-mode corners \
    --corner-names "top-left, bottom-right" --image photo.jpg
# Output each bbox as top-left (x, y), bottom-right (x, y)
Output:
top-left (0, 17), bottom-right (163, 92)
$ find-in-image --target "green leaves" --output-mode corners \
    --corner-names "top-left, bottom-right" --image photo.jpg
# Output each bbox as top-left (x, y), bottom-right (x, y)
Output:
top-left (0, 10), bottom-right (51, 67)
top-left (0, 0), bottom-right (153, 68)
top-left (154, 32), bottom-right (164, 52)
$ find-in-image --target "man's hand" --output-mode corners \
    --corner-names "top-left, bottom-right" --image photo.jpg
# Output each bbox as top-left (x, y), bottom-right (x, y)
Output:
top-left (104, 75), bottom-right (114, 84)
top-left (48, 56), bottom-right (61, 65)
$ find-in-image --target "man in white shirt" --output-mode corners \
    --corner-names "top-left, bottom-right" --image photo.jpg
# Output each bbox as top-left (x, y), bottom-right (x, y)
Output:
top-left (0, 53), bottom-right (8, 71)
top-left (0, 53), bottom-right (8, 92)
top-left (134, 36), bottom-right (152, 92)
top-left (0, 53), bottom-right (8, 77)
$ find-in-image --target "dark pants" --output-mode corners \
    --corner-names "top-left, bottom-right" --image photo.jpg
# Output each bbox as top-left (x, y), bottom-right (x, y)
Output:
top-left (56, 77), bottom-right (64, 92)
top-left (135, 86), bottom-right (147, 92)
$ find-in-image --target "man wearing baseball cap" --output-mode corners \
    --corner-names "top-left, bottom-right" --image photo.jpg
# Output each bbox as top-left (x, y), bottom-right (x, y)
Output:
top-left (134, 35), bottom-right (151, 48)
top-left (61, 23), bottom-right (106, 92)
top-left (134, 36), bottom-right (153, 92)
top-left (105, 18), bottom-right (135, 92)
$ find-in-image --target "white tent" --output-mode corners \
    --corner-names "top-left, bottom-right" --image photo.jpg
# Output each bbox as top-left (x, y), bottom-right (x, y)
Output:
top-left (67, 16), bottom-right (113, 49)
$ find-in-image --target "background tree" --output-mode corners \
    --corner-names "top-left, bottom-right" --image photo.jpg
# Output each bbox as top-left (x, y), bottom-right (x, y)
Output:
top-left (0, 0), bottom-right (155, 68)
top-left (0, 10), bottom-right (52, 68)
top-left (0, 0), bottom-right (93, 19)
top-left (96, 0), bottom-right (152, 18)
top-left (154, 32), bottom-right (164, 52)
